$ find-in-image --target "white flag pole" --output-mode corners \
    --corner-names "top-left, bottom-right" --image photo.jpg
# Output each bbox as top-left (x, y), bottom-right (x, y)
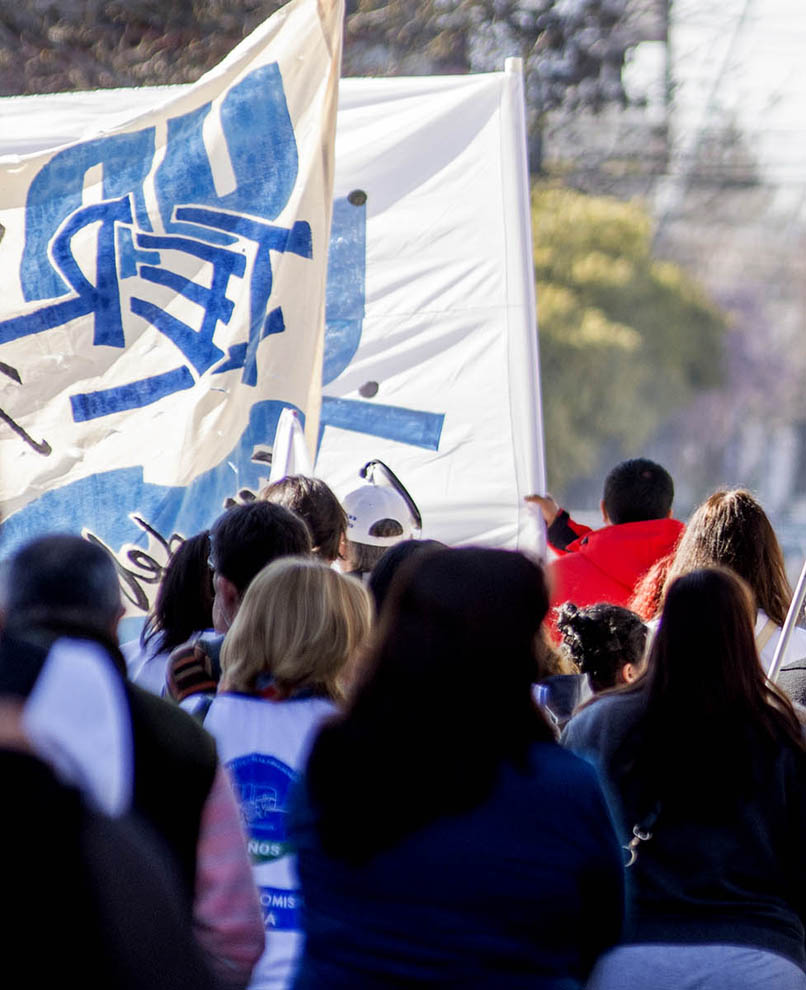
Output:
top-left (768, 557), bottom-right (806, 683)
top-left (503, 56), bottom-right (547, 560)
top-left (268, 407), bottom-right (313, 485)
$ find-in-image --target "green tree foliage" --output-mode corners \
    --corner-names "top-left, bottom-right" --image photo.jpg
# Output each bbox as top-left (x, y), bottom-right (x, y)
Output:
top-left (533, 183), bottom-right (726, 496)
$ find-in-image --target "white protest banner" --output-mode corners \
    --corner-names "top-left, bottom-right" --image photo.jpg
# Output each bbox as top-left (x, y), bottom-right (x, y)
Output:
top-left (317, 61), bottom-right (546, 550)
top-left (0, 49), bottom-right (546, 630)
top-left (0, 0), bottom-right (343, 621)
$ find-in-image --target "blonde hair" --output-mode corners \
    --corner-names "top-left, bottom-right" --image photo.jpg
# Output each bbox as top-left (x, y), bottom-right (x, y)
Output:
top-left (220, 556), bottom-right (372, 700)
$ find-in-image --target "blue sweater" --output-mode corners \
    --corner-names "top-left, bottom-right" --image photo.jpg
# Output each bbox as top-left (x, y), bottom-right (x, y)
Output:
top-left (290, 742), bottom-right (624, 988)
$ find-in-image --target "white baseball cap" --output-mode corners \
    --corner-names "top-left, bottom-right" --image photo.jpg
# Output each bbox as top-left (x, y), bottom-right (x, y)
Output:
top-left (343, 485), bottom-right (417, 547)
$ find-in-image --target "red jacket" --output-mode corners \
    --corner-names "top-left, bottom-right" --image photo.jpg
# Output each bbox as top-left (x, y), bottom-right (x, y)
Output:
top-left (545, 512), bottom-right (684, 641)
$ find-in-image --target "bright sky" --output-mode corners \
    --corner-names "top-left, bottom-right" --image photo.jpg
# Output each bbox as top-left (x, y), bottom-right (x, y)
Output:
top-left (670, 0), bottom-right (806, 187)
top-left (622, 0), bottom-right (806, 227)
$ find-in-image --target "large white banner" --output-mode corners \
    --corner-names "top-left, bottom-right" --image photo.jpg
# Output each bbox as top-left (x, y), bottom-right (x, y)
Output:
top-left (0, 42), bottom-right (545, 628)
top-left (0, 0), bottom-right (342, 606)
top-left (319, 65), bottom-right (546, 549)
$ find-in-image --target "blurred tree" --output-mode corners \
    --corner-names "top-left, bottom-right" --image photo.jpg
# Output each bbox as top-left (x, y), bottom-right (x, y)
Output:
top-left (344, 0), bottom-right (634, 104)
top-left (533, 182), bottom-right (726, 496)
top-left (344, 0), bottom-right (657, 168)
top-left (0, 0), bottom-right (657, 166)
top-left (0, 1), bottom-right (284, 93)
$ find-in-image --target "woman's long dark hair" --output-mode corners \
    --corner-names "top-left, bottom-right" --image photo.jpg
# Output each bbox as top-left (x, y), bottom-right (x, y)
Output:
top-left (142, 531), bottom-right (214, 655)
top-left (305, 547), bottom-right (556, 861)
top-left (618, 567), bottom-right (804, 812)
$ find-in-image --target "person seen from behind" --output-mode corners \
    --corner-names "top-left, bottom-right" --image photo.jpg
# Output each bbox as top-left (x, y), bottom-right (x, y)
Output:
top-left (0, 533), bottom-right (264, 987)
top-left (556, 602), bottom-right (647, 693)
top-left (339, 460), bottom-right (422, 581)
top-left (122, 530), bottom-right (214, 695)
top-left (291, 547), bottom-right (624, 988)
top-left (167, 502), bottom-right (311, 706)
top-left (536, 602), bottom-right (647, 729)
top-left (259, 475), bottom-right (347, 565)
top-left (202, 557), bottom-right (372, 989)
top-left (564, 567), bottom-right (806, 990)
top-left (526, 458), bottom-right (683, 640)
top-left (656, 488), bottom-right (806, 692)
top-left (0, 698), bottom-right (225, 990)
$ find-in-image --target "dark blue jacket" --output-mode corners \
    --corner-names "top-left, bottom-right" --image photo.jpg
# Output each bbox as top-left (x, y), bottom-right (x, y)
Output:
top-left (563, 689), bottom-right (806, 971)
top-left (290, 742), bottom-right (624, 988)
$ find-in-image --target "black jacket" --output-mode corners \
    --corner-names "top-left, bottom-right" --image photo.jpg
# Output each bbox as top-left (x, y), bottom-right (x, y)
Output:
top-left (0, 622), bottom-right (217, 905)
top-left (2, 749), bottom-right (221, 989)
top-left (562, 689), bottom-right (806, 971)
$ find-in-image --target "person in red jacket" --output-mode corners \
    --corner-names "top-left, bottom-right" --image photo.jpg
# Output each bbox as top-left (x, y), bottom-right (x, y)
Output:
top-left (528, 458), bottom-right (684, 641)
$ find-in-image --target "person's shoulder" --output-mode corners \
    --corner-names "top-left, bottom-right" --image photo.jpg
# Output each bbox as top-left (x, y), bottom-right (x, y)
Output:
top-left (766, 729), bottom-right (806, 800)
top-left (531, 738), bottom-right (598, 781)
top-left (120, 637), bottom-right (144, 665)
top-left (587, 515), bottom-right (683, 548)
top-left (561, 688), bottom-right (643, 750)
top-left (522, 742), bottom-right (615, 828)
top-left (777, 666), bottom-right (806, 707)
top-left (547, 536), bottom-right (601, 588)
top-left (126, 681), bottom-right (218, 766)
top-left (569, 685), bottom-right (642, 722)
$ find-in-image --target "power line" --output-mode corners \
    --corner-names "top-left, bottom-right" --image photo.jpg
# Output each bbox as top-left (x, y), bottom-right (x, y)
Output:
top-left (653, 0), bottom-right (757, 247)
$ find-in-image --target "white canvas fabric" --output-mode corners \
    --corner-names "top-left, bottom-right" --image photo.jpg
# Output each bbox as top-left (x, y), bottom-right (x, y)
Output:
top-left (0, 42), bottom-right (546, 643)
top-left (317, 64), bottom-right (547, 552)
top-left (0, 0), bottom-right (342, 519)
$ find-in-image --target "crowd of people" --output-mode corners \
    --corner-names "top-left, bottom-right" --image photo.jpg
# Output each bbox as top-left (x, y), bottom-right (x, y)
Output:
top-left (3, 457), bottom-right (806, 988)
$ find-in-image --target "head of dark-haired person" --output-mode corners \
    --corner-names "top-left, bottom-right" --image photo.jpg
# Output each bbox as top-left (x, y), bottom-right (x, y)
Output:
top-left (208, 502), bottom-right (312, 632)
top-left (260, 475), bottom-right (347, 564)
top-left (304, 547), bottom-right (555, 861)
top-left (625, 567), bottom-right (804, 808)
top-left (141, 531), bottom-right (214, 656)
top-left (664, 488), bottom-right (791, 627)
top-left (602, 458), bottom-right (674, 525)
top-left (367, 538), bottom-right (448, 614)
top-left (2, 533), bottom-right (122, 638)
top-left (556, 602), bottom-right (647, 694)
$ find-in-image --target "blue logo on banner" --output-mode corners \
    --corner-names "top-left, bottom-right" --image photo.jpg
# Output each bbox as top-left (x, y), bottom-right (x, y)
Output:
top-left (0, 63), bottom-right (307, 425)
top-left (259, 886), bottom-right (302, 931)
top-left (320, 195), bottom-right (445, 452)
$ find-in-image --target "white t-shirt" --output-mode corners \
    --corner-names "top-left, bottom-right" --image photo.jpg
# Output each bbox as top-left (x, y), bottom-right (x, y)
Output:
top-left (121, 637), bottom-right (171, 696)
